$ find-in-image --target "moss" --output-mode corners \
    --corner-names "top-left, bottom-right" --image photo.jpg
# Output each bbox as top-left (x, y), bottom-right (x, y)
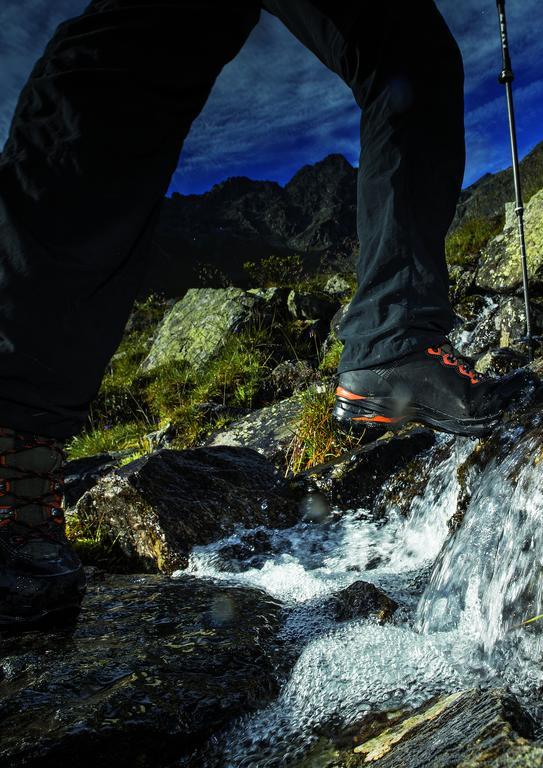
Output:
top-left (319, 338), bottom-right (344, 375)
top-left (446, 214), bottom-right (504, 267)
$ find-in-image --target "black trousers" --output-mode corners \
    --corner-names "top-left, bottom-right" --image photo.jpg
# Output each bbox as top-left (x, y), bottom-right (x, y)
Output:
top-left (0, 0), bottom-right (464, 439)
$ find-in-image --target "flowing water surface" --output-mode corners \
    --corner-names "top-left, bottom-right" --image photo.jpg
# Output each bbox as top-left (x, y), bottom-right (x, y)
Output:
top-left (176, 425), bottom-right (543, 765)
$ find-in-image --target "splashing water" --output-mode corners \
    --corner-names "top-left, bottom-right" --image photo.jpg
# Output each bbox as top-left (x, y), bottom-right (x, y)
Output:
top-left (417, 428), bottom-right (543, 704)
top-left (178, 424), bottom-right (543, 764)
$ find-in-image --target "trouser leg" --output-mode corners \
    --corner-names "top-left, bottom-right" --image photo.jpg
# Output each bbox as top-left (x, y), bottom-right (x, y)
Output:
top-left (263, 0), bottom-right (464, 370)
top-left (0, 0), bottom-right (260, 439)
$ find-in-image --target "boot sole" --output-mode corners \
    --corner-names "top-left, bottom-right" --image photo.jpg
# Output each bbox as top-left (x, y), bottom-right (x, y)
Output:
top-left (333, 395), bottom-right (499, 438)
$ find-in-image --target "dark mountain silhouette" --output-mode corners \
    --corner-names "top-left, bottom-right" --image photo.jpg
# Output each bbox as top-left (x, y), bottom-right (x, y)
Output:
top-left (142, 140), bottom-right (543, 298)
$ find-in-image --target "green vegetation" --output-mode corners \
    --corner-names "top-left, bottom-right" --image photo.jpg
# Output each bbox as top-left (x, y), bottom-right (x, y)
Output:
top-left (319, 338), bottom-right (344, 375)
top-left (285, 384), bottom-right (364, 475)
top-left (244, 253), bottom-right (304, 288)
top-left (66, 296), bottom-right (275, 461)
top-left (445, 214), bottom-right (504, 267)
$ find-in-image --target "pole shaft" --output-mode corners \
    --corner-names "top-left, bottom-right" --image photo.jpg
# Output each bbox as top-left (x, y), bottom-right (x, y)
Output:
top-left (496, 0), bottom-right (534, 360)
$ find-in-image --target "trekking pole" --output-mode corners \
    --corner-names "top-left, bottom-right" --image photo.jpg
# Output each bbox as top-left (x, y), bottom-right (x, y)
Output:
top-left (495, 0), bottom-right (535, 361)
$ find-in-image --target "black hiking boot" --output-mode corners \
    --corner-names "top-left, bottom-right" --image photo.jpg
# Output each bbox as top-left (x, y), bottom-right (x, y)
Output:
top-left (0, 427), bottom-right (86, 629)
top-left (333, 341), bottom-right (532, 438)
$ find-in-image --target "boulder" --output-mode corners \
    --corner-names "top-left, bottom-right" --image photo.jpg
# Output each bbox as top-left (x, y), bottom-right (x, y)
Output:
top-left (75, 446), bottom-right (300, 573)
top-left (140, 287), bottom-right (265, 374)
top-left (0, 573), bottom-right (286, 768)
top-left (328, 580), bottom-right (398, 623)
top-left (476, 190), bottom-right (543, 293)
top-left (64, 452), bottom-right (123, 510)
top-left (205, 397), bottom-right (303, 467)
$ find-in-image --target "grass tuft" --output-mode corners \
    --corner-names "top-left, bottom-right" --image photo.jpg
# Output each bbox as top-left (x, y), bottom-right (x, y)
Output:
top-left (285, 384), bottom-right (365, 475)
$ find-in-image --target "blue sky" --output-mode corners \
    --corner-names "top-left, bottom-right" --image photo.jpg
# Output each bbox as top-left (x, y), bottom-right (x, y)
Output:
top-left (1, 0), bottom-right (541, 195)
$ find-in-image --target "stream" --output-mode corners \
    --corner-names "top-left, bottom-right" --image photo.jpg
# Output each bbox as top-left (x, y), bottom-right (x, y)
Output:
top-left (177, 424), bottom-right (543, 766)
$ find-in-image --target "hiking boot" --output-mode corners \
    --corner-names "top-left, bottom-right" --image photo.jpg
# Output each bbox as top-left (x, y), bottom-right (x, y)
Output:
top-left (0, 427), bottom-right (86, 628)
top-left (333, 341), bottom-right (532, 438)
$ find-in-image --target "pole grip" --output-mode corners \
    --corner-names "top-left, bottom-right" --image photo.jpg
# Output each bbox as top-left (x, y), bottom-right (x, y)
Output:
top-left (496, 0), bottom-right (513, 82)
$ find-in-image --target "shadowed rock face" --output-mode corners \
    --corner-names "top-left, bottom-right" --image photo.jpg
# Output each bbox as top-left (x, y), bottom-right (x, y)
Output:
top-left (293, 688), bottom-right (540, 767)
top-left (0, 573), bottom-right (287, 768)
top-left (75, 446), bottom-right (301, 573)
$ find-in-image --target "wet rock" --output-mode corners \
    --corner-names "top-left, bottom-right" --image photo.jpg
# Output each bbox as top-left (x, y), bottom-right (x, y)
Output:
top-left (270, 360), bottom-right (316, 399)
top-left (450, 295), bottom-right (542, 359)
top-left (329, 580), bottom-right (398, 623)
top-left (476, 347), bottom-right (529, 376)
top-left (64, 452), bottom-right (123, 510)
top-left (205, 397), bottom-right (303, 467)
top-left (287, 290), bottom-right (339, 322)
top-left (76, 446), bottom-right (300, 573)
top-left (373, 437), bottom-right (454, 519)
top-left (0, 573), bottom-right (286, 768)
top-left (140, 287), bottom-right (266, 373)
top-left (216, 530), bottom-right (292, 573)
top-left (314, 429), bottom-right (436, 514)
top-left (294, 688), bottom-right (540, 767)
top-left (476, 191), bottom-right (543, 293)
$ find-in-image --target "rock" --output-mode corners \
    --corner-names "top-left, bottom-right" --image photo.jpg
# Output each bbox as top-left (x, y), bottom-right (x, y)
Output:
top-left (270, 360), bottom-right (316, 399)
top-left (215, 530), bottom-right (291, 573)
top-left (313, 429), bottom-right (436, 514)
top-left (248, 286), bottom-right (290, 316)
top-left (296, 688), bottom-right (540, 767)
top-left (450, 296), bottom-right (542, 358)
top-left (287, 290), bottom-right (339, 322)
top-left (64, 452), bottom-right (123, 510)
top-left (140, 287), bottom-right (265, 374)
top-left (373, 437), bottom-right (454, 520)
top-left (329, 580), bottom-right (398, 623)
top-left (206, 397), bottom-right (303, 468)
top-left (329, 301), bottom-right (350, 340)
top-left (476, 189), bottom-right (543, 293)
top-left (144, 421), bottom-right (176, 451)
top-left (448, 262), bottom-right (476, 304)
top-left (475, 347), bottom-right (529, 376)
top-left (323, 275), bottom-right (352, 298)
top-left (75, 446), bottom-right (300, 573)
top-left (0, 573), bottom-right (286, 768)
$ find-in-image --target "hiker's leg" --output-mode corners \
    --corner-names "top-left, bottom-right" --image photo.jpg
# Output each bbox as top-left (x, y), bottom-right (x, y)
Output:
top-left (262, 0), bottom-right (464, 369)
top-left (0, 0), bottom-right (260, 439)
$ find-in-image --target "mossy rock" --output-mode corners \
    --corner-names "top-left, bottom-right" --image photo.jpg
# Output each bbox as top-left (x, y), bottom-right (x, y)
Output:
top-left (476, 191), bottom-right (543, 293)
top-left (141, 287), bottom-right (266, 374)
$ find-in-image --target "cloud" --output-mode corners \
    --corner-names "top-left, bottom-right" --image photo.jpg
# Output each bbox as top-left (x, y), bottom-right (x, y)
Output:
top-left (0, 0), bottom-right (541, 193)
